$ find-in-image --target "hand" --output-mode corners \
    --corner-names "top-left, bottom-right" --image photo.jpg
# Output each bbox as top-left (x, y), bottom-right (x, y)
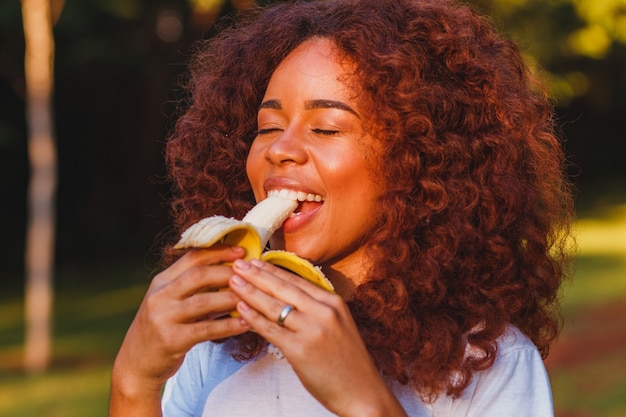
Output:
top-left (110, 245), bottom-right (251, 416)
top-left (229, 259), bottom-right (408, 417)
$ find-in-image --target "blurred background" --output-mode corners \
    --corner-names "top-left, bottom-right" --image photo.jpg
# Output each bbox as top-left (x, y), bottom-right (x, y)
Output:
top-left (1, 0), bottom-right (625, 416)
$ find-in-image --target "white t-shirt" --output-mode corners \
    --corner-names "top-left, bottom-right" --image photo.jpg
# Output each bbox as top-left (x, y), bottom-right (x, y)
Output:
top-left (162, 325), bottom-right (554, 416)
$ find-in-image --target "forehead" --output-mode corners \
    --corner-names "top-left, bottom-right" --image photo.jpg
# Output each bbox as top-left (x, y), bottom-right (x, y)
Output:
top-left (265, 38), bottom-right (357, 98)
top-left (277, 38), bottom-right (341, 69)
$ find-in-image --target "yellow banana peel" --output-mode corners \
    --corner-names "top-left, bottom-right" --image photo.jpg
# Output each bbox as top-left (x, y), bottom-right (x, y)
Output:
top-left (174, 196), bottom-right (334, 310)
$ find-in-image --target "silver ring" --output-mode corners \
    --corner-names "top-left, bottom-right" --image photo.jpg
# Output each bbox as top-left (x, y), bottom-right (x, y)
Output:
top-left (277, 304), bottom-right (294, 327)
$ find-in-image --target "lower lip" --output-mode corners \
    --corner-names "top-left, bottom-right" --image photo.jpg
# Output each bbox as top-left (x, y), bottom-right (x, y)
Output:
top-left (282, 204), bottom-right (322, 233)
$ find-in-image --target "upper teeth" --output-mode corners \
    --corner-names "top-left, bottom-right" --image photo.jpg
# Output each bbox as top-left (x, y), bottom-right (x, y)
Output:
top-left (268, 189), bottom-right (323, 202)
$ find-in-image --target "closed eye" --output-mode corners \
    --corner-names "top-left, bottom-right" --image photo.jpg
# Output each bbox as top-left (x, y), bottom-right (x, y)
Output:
top-left (256, 128), bottom-right (283, 135)
top-left (312, 128), bottom-right (339, 136)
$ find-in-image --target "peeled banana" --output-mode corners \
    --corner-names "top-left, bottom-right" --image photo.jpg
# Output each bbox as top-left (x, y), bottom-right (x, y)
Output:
top-left (174, 194), bottom-right (334, 293)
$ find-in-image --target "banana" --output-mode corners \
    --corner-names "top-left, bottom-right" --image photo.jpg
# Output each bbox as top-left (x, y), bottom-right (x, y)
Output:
top-left (261, 250), bottom-right (333, 291)
top-left (174, 195), bottom-right (297, 260)
top-left (174, 195), bottom-right (334, 294)
top-left (241, 194), bottom-right (299, 251)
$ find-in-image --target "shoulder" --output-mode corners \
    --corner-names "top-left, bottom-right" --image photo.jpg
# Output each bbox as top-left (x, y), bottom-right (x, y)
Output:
top-left (464, 325), bottom-right (537, 361)
top-left (433, 325), bottom-right (554, 417)
top-left (474, 325), bottom-right (551, 391)
top-left (496, 325), bottom-right (539, 357)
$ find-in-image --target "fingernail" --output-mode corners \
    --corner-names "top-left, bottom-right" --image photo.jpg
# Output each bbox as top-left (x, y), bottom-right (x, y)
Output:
top-left (230, 274), bottom-right (246, 287)
top-left (231, 246), bottom-right (245, 253)
top-left (250, 258), bottom-right (263, 267)
top-left (233, 259), bottom-right (250, 270)
top-left (238, 301), bottom-right (251, 312)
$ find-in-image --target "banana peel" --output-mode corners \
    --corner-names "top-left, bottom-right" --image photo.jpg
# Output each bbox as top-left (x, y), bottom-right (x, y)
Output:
top-left (174, 196), bottom-right (334, 308)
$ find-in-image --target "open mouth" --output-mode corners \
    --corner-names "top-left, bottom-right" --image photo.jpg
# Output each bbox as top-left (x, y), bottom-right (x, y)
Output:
top-left (267, 189), bottom-right (324, 216)
top-left (295, 199), bottom-right (323, 214)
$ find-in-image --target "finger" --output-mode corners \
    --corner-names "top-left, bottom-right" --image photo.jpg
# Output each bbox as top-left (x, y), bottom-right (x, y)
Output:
top-left (235, 300), bottom-right (296, 339)
top-left (230, 259), bottom-right (305, 300)
top-left (164, 245), bottom-right (246, 279)
top-left (229, 259), bottom-right (322, 331)
top-left (241, 258), bottom-right (334, 302)
top-left (232, 260), bottom-right (351, 330)
top-left (231, 259), bottom-right (336, 311)
top-left (177, 288), bottom-right (242, 322)
top-left (180, 315), bottom-right (251, 345)
top-left (229, 273), bottom-right (292, 326)
top-left (169, 264), bottom-right (237, 299)
top-left (149, 245), bottom-right (244, 297)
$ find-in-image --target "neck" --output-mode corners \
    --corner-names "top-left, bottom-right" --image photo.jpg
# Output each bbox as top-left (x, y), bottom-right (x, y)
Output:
top-left (322, 254), bottom-right (371, 299)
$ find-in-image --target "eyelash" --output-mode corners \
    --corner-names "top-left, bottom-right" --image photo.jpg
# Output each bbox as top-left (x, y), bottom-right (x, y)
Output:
top-left (256, 128), bottom-right (339, 136)
top-left (256, 128), bottom-right (281, 135)
top-left (312, 128), bottom-right (339, 136)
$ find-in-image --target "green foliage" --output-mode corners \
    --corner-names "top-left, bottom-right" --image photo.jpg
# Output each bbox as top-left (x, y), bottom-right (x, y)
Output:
top-left (467, 0), bottom-right (626, 184)
top-left (469, 0), bottom-right (626, 103)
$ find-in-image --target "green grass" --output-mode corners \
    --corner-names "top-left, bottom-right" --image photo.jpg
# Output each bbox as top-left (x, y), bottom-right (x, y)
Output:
top-left (551, 351), bottom-right (626, 417)
top-left (0, 275), bottom-right (149, 417)
top-left (0, 367), bottom-right (114, 417)
top-left (1, 202), bottom-right (625, 417)
top-left (549, 202), bottom-right (626, 417)
top-left (563, 254), bottom-right (626, 312)
top-left (559, 204), bottom-right (626, 313)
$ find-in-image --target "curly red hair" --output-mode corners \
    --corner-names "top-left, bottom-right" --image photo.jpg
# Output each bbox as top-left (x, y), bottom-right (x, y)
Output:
top-left (164, 0), bottom-right (574, 399)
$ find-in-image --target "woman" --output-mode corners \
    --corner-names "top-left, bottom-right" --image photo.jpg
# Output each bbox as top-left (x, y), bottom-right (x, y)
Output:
top-left (110, 0), bottom-right (574, 415)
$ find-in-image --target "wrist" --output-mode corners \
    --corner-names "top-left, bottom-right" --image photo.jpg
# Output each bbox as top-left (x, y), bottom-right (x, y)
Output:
top-left (109, 359), bottom-right (165, 417)
top-left (341, 387), bottom-right (408, 417)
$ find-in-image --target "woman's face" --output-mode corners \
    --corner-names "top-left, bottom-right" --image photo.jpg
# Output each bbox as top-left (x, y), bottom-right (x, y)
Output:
top-left (246, 38), bottom-right (382, 279)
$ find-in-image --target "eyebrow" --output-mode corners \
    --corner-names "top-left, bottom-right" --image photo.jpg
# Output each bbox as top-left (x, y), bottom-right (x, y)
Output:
top-left (259, 99), bottom-right (360, 118)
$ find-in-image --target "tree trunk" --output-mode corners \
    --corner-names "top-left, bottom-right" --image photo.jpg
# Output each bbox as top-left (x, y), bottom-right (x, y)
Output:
top-left (22, 0), bottom-right (58, 373)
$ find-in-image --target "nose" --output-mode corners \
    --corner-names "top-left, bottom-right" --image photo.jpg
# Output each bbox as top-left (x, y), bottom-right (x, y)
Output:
top-left (264, 127), bottom-right (308, 166)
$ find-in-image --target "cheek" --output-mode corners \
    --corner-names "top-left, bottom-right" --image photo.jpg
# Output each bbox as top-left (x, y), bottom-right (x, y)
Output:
top-left (334, 154), bottom-right (379, 194)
